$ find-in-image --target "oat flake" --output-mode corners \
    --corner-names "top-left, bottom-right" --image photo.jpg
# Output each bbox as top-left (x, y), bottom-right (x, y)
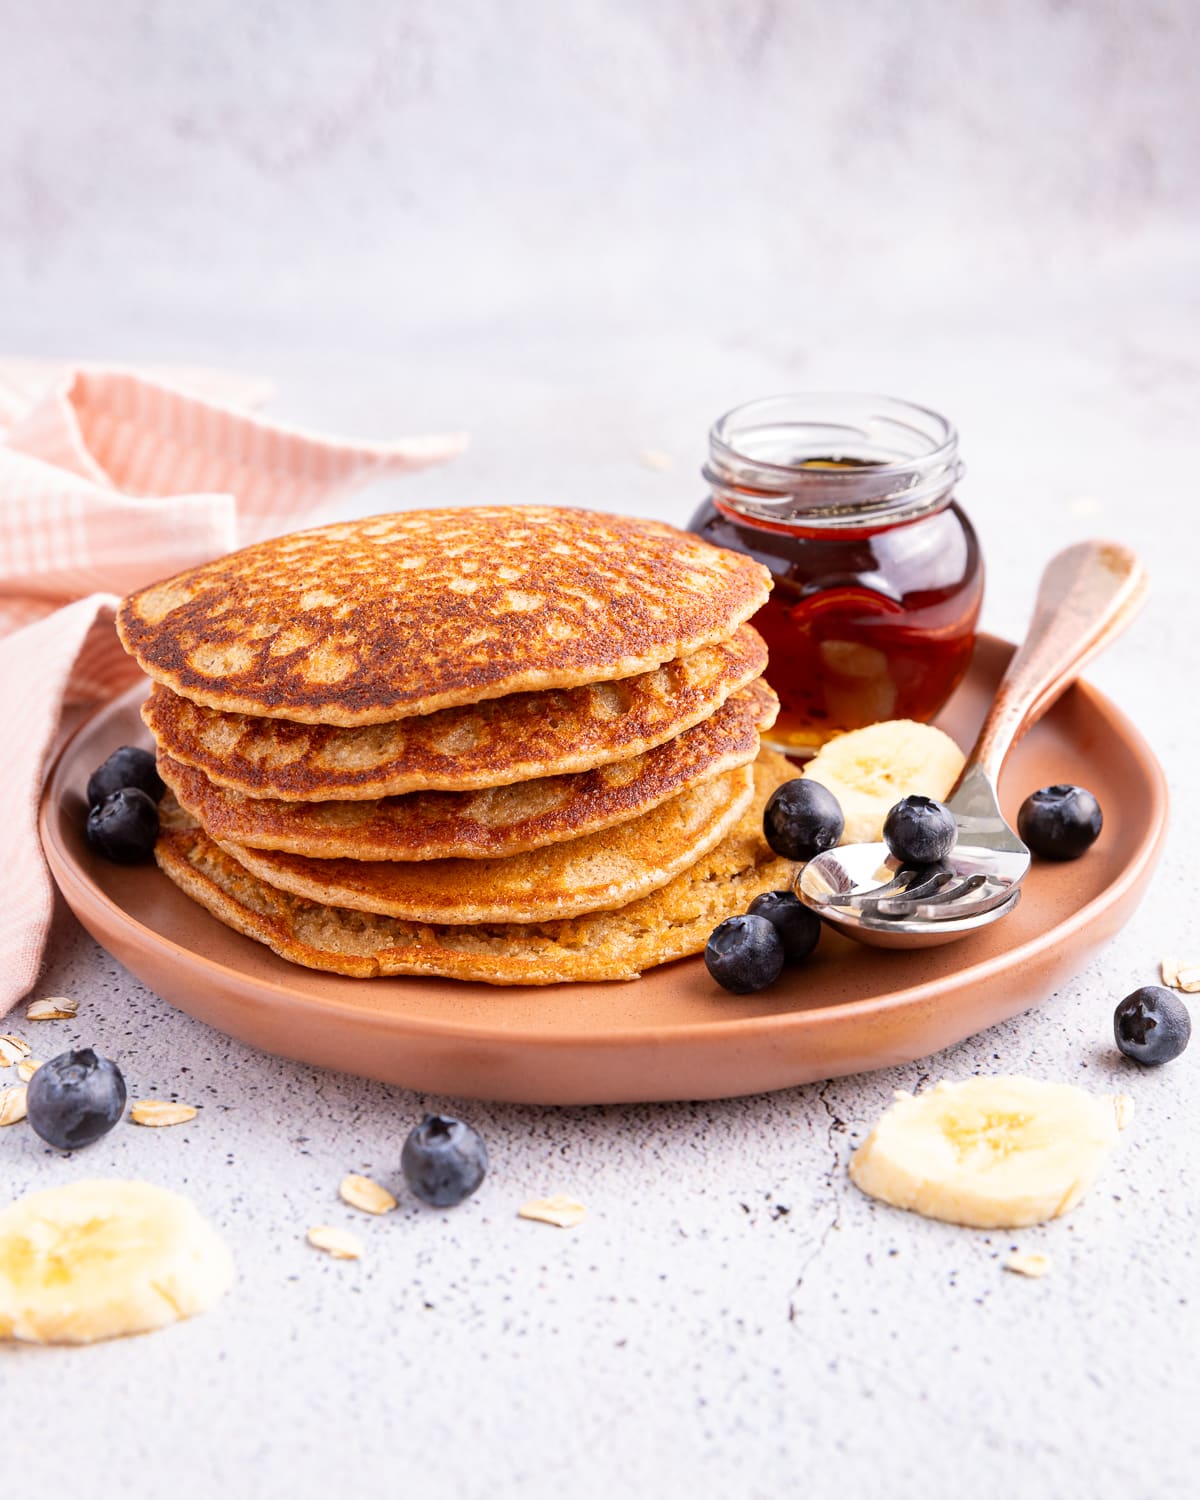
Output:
top-left (638, 449), bottom-right (675, 472)
top-left (339, 1174), bottom-right (397, 1215)
top-left (0, 1036), bottom-right (31, 1067)
top-left (518, 1195), bottom-right (587, 1229)
top-left (15, 1059), bottom-right (41, 1083)
top-left (307, 1225), bottom-right (363, 1260)
top-left (1004, 1252), bottom-right (1051, 1279)
top-left (25, 997), bottom-right (79, 1021)
top-left (0, 1086), bottom-right (27, 1126)
top-left (1161, 957), bottom-right (1200, 993)
top-left (130, 1100), bottom-right (198, 1127)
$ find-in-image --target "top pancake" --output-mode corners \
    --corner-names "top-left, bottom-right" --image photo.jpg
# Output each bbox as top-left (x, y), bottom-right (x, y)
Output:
top-left (117, 506), bottom-right (772, 726)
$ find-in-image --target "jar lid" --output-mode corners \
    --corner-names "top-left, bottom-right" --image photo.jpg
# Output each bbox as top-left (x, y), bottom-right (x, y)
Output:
top-left (704, 393), bottom-right (963, 527)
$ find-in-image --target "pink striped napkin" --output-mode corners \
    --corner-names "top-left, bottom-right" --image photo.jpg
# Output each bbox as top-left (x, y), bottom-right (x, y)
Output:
top-left (0, 365), bottom-right (465, 1014)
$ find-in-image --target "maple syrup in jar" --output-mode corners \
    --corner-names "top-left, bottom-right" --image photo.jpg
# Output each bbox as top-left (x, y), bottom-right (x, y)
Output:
top-left (690, 394), bottom-right (983, 756)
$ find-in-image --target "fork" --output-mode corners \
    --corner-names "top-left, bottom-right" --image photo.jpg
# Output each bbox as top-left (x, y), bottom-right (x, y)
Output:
top-left (795, 540), bottom-right (1149, 949)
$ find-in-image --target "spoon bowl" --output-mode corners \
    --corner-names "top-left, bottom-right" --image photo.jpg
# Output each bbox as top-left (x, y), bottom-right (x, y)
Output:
top-left (794, 540), bottom-right (1148, 948)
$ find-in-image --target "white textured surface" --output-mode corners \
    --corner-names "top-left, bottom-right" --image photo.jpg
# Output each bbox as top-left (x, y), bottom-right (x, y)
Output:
top-left (5, 2), bottom-right (1200, 1496)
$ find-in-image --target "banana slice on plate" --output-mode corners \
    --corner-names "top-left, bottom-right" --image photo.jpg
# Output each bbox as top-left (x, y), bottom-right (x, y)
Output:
top-left (802, 719), bottom-right (965, 845)
top-left (849, 1076), bottom-right (1133, 1229)
top-left (0, 1179), bottom-right (234, 1344)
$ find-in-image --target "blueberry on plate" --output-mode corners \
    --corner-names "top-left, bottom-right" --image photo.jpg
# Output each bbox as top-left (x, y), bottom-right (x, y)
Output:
top-left (26, 1048), bottom-right (127, 1150)
top-left (1114, 986), bottom-right (1191, 1066)
top-left (401, 1114), bottom-right (488, 1207)
top-left (762, 779), bottom-right (844, 862)
top-left (86, 746), bottom-right (165, 809)
top-left (1018, 784), bottom-right (1103, 861)
top-left (747, 890), bottom-right (821, 963)
top-left (85, 788), bottom-right (159, 863)
top-left (883, 795), bottom-right (957, 866)
top-left (704, 914), bottom-right (785, 994)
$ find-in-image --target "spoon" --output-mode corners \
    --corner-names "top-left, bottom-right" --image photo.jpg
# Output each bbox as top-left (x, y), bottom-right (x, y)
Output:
top-left (795, 540), bottom-right (1148, 949)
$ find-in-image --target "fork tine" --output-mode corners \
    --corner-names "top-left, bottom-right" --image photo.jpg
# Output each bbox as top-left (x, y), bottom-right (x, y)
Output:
top-left (810, 867), bottom-right (954, 910)
top-left (867, 873), bottom-right (990, 920)
top-left (898, 873), bottom-right (989, 908)
top-left (870, 878), bottom-right (1016, 924)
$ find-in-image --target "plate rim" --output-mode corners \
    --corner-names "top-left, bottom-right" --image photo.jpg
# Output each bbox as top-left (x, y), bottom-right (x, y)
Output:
top-left (39, 634), bottom-right (1170, 1049)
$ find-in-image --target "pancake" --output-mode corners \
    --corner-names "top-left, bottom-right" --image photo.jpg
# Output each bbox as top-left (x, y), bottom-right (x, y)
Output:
top-left (141, 624), bottom-right (768, 801)
top-left (118, 507), bottom-right (772, 726)
top-left (156, 679), bottom-right (779, 861)
top-left (213, 762), bottom-right (754, 923)
top-left (154, 750), bottom-right (797, 983)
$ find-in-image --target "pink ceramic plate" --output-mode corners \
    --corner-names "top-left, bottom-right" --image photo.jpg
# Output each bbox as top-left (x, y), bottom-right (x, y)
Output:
top-left (40, 637), bottom-right (1168, 1104)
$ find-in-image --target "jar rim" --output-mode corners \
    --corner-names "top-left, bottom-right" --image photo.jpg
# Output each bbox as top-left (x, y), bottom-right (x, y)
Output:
top-left (705, 392), bottom-right (962, 527)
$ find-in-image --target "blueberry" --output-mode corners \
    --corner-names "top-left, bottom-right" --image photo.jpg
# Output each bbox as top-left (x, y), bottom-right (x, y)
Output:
top-left (401, 1114), bottom-right (488, 1207)
top-left (747, 890), bottom-right (821, 963)
top-left (86, 746), bottom-right (164, 809)
top-left (762, 779), bottom-right (844, 862)
top-left (1018, 784), bottom-right (1103, 861)
top-left (1114, 986), bottom-right (1191, 1066)
top-left (26, 1048), bottom-right (127, 1150)
top-left (883, 795), bottom-right (957, 865)
top-left (704, 914), bottom-right (785, 994)
top-left (85, 788), bottom-right (159, 862)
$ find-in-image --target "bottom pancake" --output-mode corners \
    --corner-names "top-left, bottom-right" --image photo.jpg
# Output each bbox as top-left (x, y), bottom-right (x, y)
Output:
top-left (154, 750), bottom-right (798, 984)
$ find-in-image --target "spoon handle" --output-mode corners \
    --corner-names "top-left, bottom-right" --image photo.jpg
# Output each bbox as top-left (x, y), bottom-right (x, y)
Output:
top-left (966, 540), bottom-right (1149, 784)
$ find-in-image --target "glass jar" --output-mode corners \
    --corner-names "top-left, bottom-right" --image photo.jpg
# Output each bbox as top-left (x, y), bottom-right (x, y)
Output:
top-left (689, 393), bottom-right (983, 757)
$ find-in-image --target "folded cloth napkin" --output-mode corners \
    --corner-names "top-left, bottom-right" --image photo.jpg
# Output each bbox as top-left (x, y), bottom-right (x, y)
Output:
top-left (0, 364), bottom-right (465, 1015)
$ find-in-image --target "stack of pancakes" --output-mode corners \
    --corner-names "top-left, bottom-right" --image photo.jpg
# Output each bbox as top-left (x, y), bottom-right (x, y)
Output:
top-left (116, 507), bottom-right (797, 984)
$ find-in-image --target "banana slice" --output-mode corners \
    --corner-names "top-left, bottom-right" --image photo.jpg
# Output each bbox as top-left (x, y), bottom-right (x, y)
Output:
top-left (802, 719), bottom-right (965, 845)
top-left (0, 1179), bottom-right (234, 1344)
top-left (849, 1076), bottom-right (1133, 1229)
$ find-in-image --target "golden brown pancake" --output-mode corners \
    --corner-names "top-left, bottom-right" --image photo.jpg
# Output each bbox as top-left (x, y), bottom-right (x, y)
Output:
top-left (154, 751), bottom-right (797, 983)
top-left (213, 763), bottom-right (754, 923)
top-left (118, 507), bottom-right (772, 726)
top-left (156, 679), bottom-right (778, 861)
top-left (141, 625), bottom-right (768, 800)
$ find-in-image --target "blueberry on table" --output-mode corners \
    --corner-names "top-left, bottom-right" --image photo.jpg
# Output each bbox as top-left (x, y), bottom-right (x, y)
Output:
top-left (1114, 986), bottom-right (1191, 1066)
top-left (1018, 784), bottom-right (1103, 860)
top-left (401, 1115), bottom-right (488, 1207)
top-left (26, 1049), bottom-right (127, 1150)
top-left (883, 796), bottom-right (957, 866)
top-left (85, 788), bottom-right (159, 863)
top-left (762, 779), bottom-right (844, 862)
top-left (704, 914), bottom-right (785, 994)
top-left (86, 746), bottom-right (164, 809)
top-left (747, 890), bottom-right (821, 963)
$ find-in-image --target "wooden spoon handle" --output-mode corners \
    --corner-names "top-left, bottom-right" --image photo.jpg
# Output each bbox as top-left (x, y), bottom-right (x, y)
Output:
top-left (967, 540), bottom-right (1148, 783)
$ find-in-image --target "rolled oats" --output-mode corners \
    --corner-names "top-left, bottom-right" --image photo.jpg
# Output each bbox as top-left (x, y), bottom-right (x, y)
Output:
top-left (307, 1225), bottom-right (363, 1260)
top-left (25, 997), bottom-right (79, 1021)
top-left (130, 1100), bottom-right (198, 1127)
top-left (0, 1086), bottom-right (27, 1126)
top-left (518, 1195), bottom-right (587, 1229)
top-left (339, 1174), bottom-right (397, 1215)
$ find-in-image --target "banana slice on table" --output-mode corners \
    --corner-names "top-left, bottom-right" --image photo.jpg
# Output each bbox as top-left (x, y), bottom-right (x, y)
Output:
top-left (849, 1076), bottom-right (1133, 1230)
top-left (802, 719), bottom-right (965, 845)
top-left (0, 1179), bottom-right (234, 1344)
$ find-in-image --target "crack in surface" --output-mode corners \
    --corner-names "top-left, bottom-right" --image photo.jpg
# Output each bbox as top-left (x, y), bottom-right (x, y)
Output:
top-left (786, 1081), bottom-right (846, 1322)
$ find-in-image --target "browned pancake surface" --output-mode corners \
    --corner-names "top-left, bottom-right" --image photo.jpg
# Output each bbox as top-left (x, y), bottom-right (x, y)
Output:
top-left (142, 625), bottom-right (768, 800)
top-left (215, 764), bottom-right (754, 923)
top-left (118, 507), bottom-right (772, 725)
top-left (154, 750), bottom-right (797, 983)
top-left (157, 679), bottom-right (778, 860)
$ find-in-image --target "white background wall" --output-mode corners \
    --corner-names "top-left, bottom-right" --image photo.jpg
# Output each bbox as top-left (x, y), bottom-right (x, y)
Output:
top-left (4, 0), bottom-right (1198, 333)
top-left (6, 2), bottom-right (1198, 649)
